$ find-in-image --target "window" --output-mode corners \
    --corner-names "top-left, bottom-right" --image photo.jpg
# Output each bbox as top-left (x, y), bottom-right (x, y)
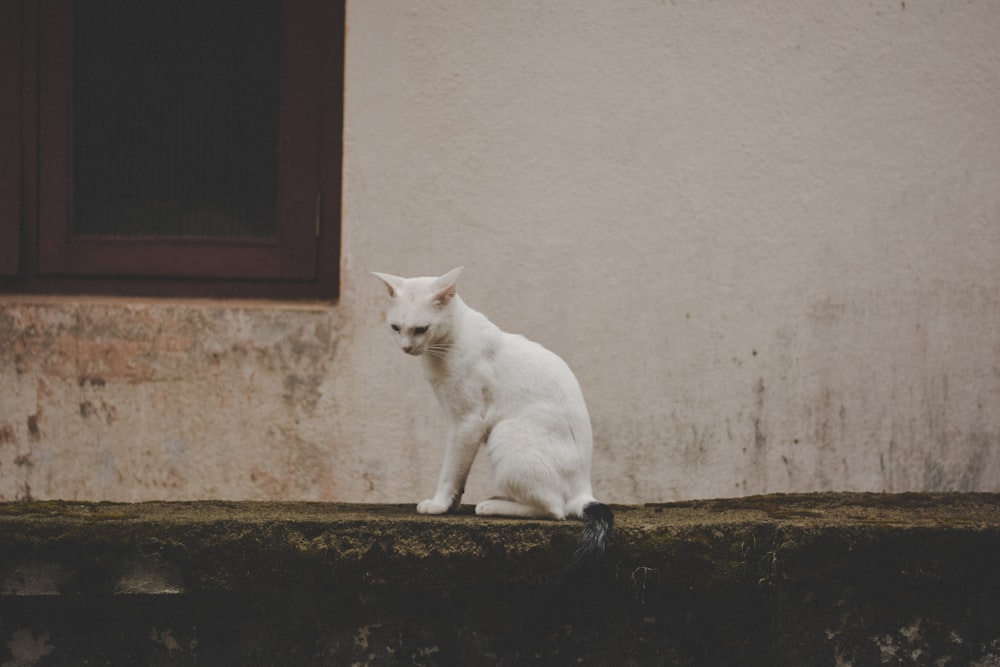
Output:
top-left (0, 0), bottom-right (20, 277)
top-left (1, 0), bottom-right (343, 299)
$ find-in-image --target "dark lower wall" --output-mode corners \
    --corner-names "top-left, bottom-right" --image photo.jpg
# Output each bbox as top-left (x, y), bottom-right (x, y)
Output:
top-left (1, 494), bottom-right (998, 666)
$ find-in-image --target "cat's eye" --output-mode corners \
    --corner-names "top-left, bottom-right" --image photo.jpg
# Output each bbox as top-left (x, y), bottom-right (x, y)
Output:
top-left (390, 324), bottom-right (400, 333)
top-left (413, 326), bottom-right (429, 335)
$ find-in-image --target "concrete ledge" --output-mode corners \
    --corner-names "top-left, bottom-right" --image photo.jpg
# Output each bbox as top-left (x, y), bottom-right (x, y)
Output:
top-left (1, 494), bottom-right (998, 665)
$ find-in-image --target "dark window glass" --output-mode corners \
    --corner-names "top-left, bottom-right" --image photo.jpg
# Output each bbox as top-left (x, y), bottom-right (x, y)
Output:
top-left (72, 0), bottom-right (282, 239)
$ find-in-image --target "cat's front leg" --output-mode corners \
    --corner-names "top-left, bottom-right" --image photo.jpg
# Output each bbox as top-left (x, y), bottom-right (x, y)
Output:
top-left (417, 419), bottom-right (483, 514)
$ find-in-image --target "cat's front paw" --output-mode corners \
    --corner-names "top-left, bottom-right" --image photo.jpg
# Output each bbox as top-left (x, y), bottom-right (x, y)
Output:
top-left (417, 498), bottom-right (451, 515)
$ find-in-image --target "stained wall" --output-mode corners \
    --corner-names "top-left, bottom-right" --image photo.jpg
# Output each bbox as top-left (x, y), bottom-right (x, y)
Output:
top-left (2, 1), bottom-right (999, 502)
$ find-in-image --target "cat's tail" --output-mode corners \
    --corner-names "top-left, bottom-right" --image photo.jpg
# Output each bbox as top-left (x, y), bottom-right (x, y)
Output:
top-left (532, 502), bottom-right (614, 617)
top-left (572, 501), bottom-right (614, 571)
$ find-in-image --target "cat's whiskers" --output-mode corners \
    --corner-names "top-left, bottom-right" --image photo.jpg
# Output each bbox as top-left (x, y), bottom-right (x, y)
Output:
top-left (422, 343), bottom-right (450, 360)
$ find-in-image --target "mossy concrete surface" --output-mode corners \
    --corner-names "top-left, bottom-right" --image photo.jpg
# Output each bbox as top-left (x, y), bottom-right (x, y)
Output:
top-left (0, 494), bottom-right (998, 665)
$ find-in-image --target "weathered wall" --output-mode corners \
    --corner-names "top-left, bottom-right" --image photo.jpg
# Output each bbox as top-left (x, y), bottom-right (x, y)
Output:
top-left (2, 1), bottom-right (1000, 502)
top-left (0, 301), bottom-right (345, 501)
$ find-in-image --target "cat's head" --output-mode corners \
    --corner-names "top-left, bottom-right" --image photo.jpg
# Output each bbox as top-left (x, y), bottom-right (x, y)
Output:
top-left (372, 267), bottom-right (463, 356)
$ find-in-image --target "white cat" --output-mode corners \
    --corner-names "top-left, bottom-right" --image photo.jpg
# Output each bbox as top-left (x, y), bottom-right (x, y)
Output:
top-left (373, 267), bottom-right (612, 570)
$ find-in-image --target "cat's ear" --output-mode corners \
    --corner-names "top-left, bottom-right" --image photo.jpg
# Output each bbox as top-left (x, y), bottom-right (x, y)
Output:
top-left (372, 272), bottom-right (404, 298)
top-left (432, 266), bottom-right (463, 307)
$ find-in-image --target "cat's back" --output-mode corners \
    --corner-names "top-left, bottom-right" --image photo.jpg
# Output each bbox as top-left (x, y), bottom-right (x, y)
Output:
top-left (490, 326), bottom-right (588, 409)
top-left (450, 302), bottom-right (586, 402)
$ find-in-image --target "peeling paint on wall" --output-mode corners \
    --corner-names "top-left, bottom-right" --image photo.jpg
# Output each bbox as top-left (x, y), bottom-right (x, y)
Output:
top-left (0, 302), bottom-right (345, 502)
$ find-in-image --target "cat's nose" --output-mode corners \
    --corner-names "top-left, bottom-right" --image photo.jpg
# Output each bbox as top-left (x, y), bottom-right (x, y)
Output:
top-left (402, 344), bottom-right (413, 354)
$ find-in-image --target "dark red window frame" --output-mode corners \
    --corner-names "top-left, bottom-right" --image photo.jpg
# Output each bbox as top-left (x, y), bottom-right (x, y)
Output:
top-left (0, 0), bottom-right (21, 276)
top-left (0, 0), bottom-right (343, 300)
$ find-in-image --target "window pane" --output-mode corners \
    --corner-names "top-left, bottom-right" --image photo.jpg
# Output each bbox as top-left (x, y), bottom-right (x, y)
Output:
top-left (72, 0), bottom-right (281, 239)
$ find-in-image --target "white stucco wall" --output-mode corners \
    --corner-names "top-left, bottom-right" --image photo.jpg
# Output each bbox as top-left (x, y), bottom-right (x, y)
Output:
top-left (338, 0), bottom-right (1000, 502)
top-left (2, 1), bottom-right (998, 503)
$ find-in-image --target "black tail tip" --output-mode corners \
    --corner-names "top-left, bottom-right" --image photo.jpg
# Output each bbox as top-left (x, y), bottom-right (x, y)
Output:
top-left (579, 502), bottom-right (613, 564)
top-left (583, 501), bottom-right (614, 529)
